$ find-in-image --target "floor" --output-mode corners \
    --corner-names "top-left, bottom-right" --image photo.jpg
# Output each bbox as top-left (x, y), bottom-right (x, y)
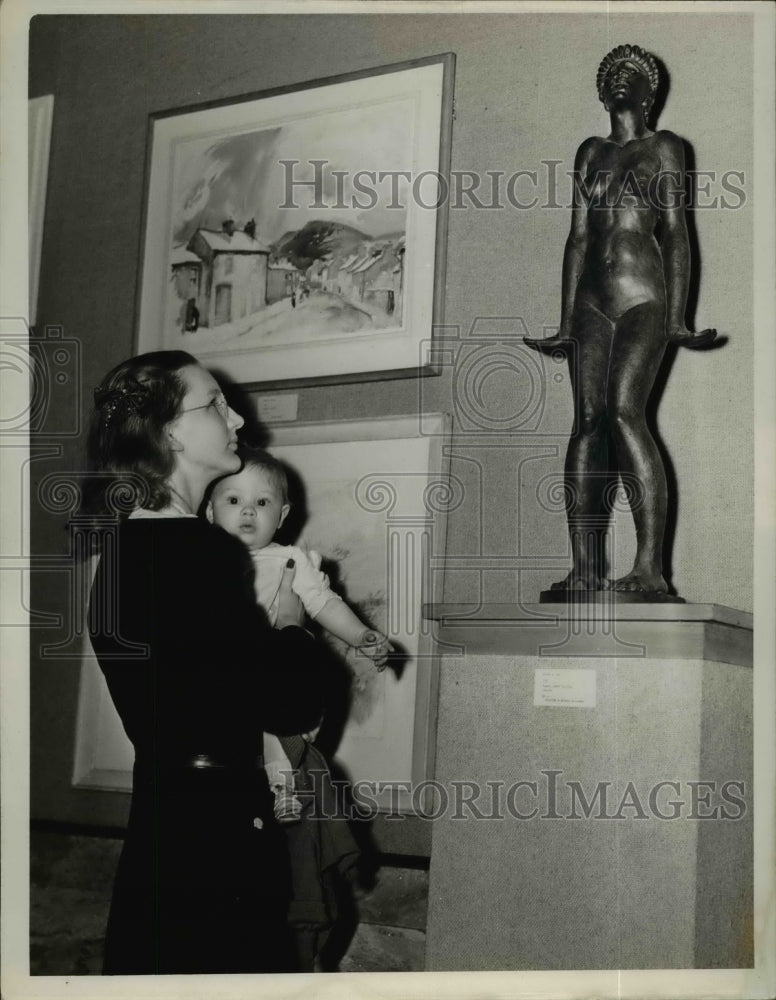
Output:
top-left (29, 828), bottom-right (428, 975)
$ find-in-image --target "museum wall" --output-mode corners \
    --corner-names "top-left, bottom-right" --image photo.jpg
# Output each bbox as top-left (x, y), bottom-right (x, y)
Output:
top-left (28, 11), bottom-right (754, 825)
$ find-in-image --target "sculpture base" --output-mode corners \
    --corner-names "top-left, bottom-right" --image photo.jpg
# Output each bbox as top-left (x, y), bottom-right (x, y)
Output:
top-left (424, 605), bottom-right (753, 971)
top-left (539, 589), bottom-right (686, 604)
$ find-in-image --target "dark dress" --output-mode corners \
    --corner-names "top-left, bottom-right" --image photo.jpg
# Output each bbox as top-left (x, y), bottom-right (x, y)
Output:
top-left (88, 516), bottom-right (324, 975)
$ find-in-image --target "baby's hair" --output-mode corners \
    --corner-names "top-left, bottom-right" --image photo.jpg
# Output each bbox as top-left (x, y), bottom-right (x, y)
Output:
top-left (239, 446), bottom-right (289, 504)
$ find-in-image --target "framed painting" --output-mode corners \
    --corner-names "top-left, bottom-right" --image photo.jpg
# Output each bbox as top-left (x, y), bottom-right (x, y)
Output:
top-left (73, 413), bottom-right (452, 814)
top-left (28, 94), bottom-right (53, 325)
top-left (136, 55), bottom-right (454, 388)
top-left (269, 412), bottom-right (451, 810)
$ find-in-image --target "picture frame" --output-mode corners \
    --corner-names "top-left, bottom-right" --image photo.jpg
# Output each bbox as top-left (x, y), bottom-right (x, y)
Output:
top-left (28, 94), bottom-right (54, 326)
top-left (73, 413), bottom-right (452, 813)
top-left (136, 55), bottom-right (454, 388)
top-left (269, 412), bottom-right (451, 810)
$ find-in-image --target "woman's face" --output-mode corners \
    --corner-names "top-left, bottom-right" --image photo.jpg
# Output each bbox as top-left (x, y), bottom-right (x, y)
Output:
top-left (168, 364), bottom-right (243, 481)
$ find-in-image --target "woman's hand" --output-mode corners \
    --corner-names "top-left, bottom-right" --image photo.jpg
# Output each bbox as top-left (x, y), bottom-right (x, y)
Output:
top-left (303, 721), bottom-right (322, 743)
top-left (275, 558), bottom-right (305, 630)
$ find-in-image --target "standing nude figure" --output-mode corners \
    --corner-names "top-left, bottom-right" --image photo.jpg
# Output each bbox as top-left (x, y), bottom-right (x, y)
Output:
top-left (526, 44), bottom-right (716, 596)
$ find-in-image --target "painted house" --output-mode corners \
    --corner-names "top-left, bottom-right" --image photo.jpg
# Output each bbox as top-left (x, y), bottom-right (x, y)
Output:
top-left (388, 235), bottom-right (405, 316)
top-left (351, 251), bottom-right (377, 301)
top-left (339, 248), bottom-right (373, 299)
top-left (185, 220), bottom-right (270, 328)
top-left (170, 247), bottom-right (204, 331)
top-left (267, 257), bottom-right (299, 304)
top-left (342, 239), bottom-right (406, 315)
top-left (324, 250), bottom-right (359, 294)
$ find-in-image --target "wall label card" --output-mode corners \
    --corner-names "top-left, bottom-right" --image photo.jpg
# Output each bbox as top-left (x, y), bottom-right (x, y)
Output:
top-left (533, 668), bottom-right (596, 708)
top-left (256, 393), bottom-right (299, 423)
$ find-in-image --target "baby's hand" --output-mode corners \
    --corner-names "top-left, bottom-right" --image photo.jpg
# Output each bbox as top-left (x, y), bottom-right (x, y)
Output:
top-left (275, 558), bottom-right (304, 629)
top-left (355, 630), bottom-right (393, 671)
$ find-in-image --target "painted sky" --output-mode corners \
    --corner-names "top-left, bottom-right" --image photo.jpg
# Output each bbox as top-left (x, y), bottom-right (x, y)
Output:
top-left (171, 96), bottom-right (415, 248)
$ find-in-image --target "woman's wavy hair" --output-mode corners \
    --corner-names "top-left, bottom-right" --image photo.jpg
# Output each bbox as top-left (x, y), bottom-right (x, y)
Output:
top-left (83, 350), bottom-right (197, 517)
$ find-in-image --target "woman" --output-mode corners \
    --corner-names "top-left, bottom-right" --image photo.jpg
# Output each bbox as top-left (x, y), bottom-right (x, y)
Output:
top-left (86, 350), bottom-right (323, 974)
top-left (526, 44), bottom-right (715, 595)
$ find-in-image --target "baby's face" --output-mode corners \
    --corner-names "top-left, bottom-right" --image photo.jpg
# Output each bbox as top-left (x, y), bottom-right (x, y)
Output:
top-left (209, 465), bottom-right (289, 551)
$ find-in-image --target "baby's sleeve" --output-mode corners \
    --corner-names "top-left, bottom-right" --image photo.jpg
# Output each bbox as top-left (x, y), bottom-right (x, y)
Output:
top-left (289, 545), bottom-right (341, 619)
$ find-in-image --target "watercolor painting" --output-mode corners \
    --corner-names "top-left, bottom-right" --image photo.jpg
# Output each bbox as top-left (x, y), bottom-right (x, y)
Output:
top-left (166, 109), bottom-right (409, 348)
top-left (137, 57), bottom-right (454, 385)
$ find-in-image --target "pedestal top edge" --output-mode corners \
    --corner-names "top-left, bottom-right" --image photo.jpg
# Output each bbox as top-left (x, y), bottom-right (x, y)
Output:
top-left (423, 602), bottom-right (753, 630)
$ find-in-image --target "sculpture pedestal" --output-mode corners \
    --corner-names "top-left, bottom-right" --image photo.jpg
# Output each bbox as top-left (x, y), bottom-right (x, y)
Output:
top-left (422, 604), bottom-right (753, 970)
top-left (538, 589), bottom-right (686, 603)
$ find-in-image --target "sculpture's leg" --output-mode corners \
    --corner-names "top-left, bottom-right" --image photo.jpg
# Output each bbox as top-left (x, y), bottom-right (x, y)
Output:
top-left (604, 301), bottom-right (668, 593)
top-left (551, 303), bottom-right (612, 591)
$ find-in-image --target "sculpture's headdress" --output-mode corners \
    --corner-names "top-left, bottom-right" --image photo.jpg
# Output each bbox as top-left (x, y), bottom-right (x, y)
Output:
top-left (596, 44), bottom-right (659, 118)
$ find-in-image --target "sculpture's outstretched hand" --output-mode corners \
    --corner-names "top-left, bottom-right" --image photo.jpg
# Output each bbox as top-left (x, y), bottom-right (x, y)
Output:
top-left (667, 325), bottom-right (718, 349)
top-left (523, 323), bottom-right (574, 353)
top-left (523, 335), bottom-right (573, 353)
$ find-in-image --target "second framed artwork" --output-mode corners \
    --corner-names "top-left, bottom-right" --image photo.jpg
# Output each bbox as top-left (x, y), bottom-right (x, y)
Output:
top-left (136, 55), bottom-right (455, 387)
top-left (269, 413), bottom-right (451, 810)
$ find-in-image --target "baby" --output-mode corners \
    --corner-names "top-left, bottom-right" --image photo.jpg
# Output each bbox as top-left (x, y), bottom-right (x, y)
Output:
top-left (208, 447), bottom-right (391, 822)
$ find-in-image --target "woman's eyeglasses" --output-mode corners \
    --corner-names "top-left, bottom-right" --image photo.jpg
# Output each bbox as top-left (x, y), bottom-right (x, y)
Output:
top-left (180, 392), bottom-right (230, 420)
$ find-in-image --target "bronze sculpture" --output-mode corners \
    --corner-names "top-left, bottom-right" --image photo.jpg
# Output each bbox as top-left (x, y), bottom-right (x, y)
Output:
top-left (526, 44), bottom-right (716, 599)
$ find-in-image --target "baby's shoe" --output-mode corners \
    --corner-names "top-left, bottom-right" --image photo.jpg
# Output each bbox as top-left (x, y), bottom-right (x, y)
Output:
top-left (272, 782), bottom-right (303, 824)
